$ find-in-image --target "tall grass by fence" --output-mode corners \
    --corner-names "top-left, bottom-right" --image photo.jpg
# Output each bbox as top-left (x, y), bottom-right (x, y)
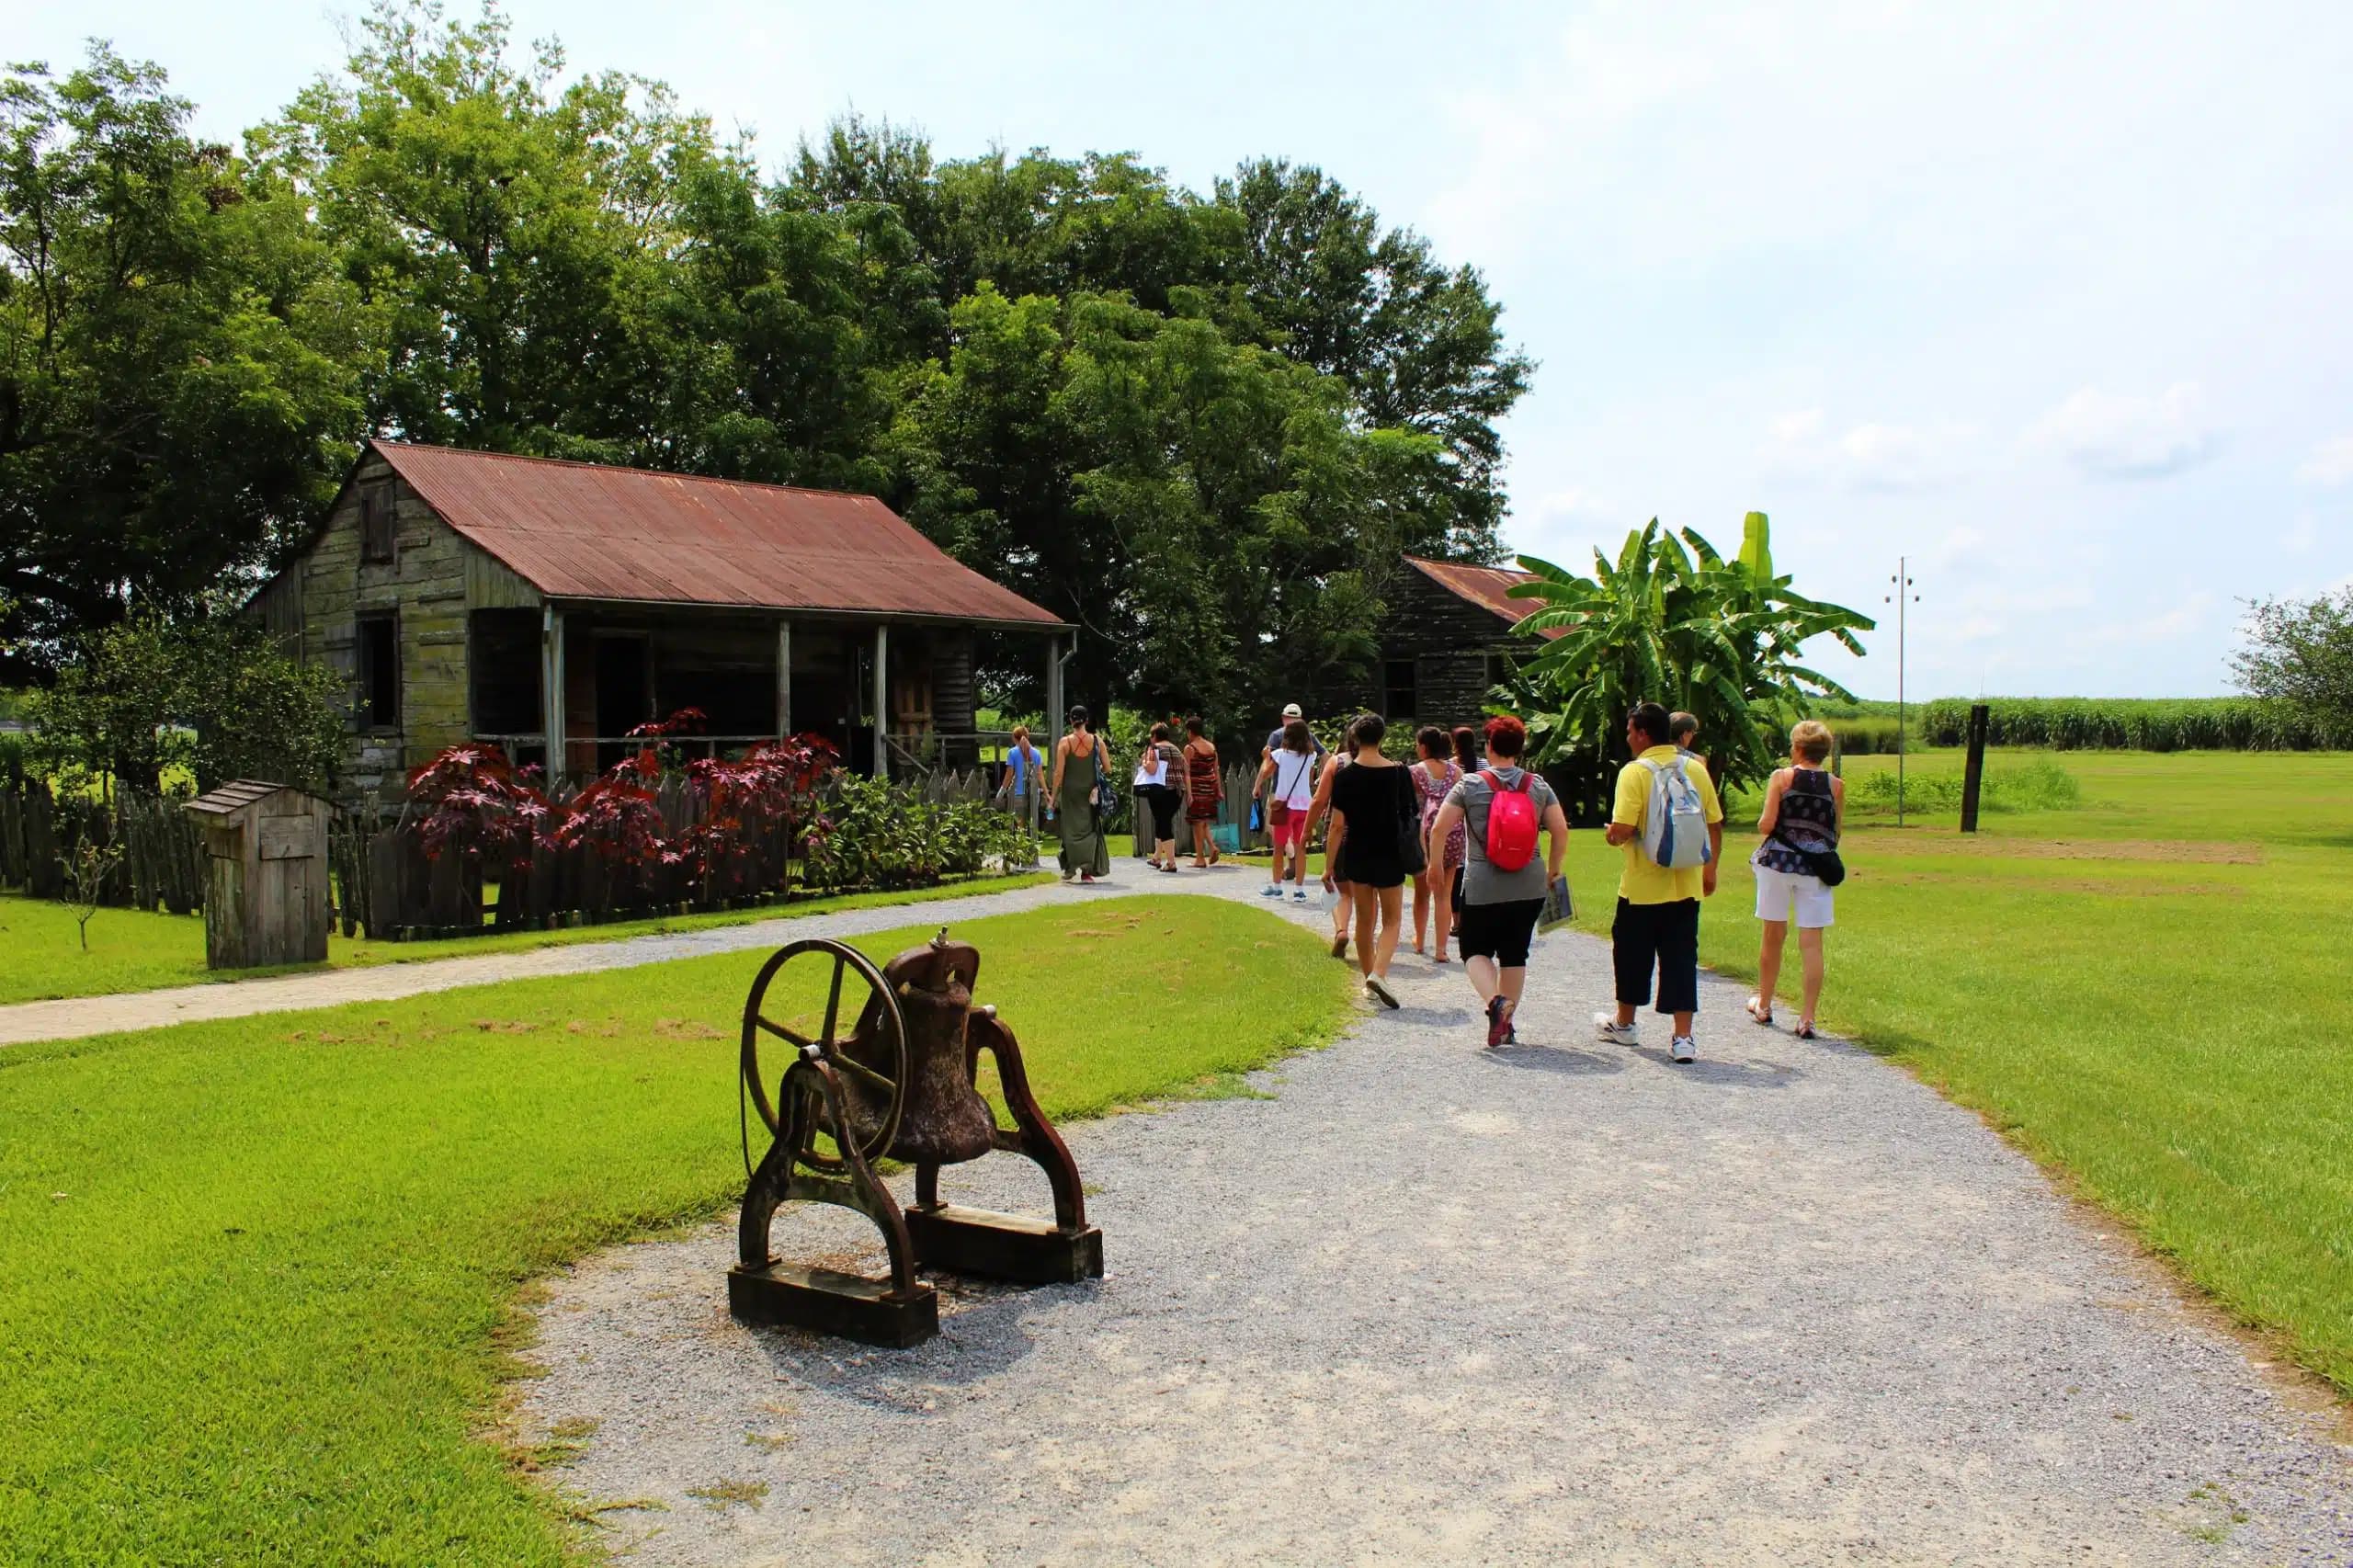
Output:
top-left (1917, 698), bottom-right (2351, 752)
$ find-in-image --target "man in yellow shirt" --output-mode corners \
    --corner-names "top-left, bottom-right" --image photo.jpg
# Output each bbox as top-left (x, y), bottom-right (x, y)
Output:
top-left (1597, 702), bottom-right (1723, 1062)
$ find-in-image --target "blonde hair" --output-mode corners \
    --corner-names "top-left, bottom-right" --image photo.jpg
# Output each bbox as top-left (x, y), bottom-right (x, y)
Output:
top-left (1790, 720), bottom-right (1834, 764)
top-left (1011, 723), bottom-right (1031, 744)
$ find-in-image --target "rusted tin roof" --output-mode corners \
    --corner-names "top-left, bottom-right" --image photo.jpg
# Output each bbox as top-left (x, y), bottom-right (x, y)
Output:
top-left (370, 442), bottom-right (1065, 630)
top-left (1403, 555), bottom-right (1568, 640)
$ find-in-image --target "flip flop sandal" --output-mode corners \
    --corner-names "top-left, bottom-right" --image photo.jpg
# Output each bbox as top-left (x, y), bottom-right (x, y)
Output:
top-left (1794, 1020), bottom-right (1819, 1040)
top-left (1745, 995), bottom-right (1774, 1026)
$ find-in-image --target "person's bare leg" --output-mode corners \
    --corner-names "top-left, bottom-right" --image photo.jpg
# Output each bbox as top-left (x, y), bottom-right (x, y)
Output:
top-left (1756, 917), bottom-right (1788, 1016)
top-left (1799, 926), bottom-right (1826, 1023)
top-left (1466, 955), bottom-right (1500, 1004)
top-left (1616, 1002), bottom-right (1639, 1027)
top-left (1351, 884), bottom-right (1381, 978)
top-left (1500, 964), bottom-right (1528, 1009)
top-left (1374, 885), bottom-right (1404, 977)
top-left (1410, 872), bottom-right (1430, 951)
top-left (1431, 869), bottom-right (1453, 960)
top-left (1673, 1010), bottom-right (1694, 1035)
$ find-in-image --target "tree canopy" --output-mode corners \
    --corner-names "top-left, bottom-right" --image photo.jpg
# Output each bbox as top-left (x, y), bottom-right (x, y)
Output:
top-left (3, 6), bottom-right (1535, 735)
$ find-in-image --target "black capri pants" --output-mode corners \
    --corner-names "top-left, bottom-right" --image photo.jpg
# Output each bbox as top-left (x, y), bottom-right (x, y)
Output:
top-left (1611, 897), bottom-right (1700, 1015)
top-left (1458, 897), bottom-right (1543, 968)
top-left (1139, 783), bottom-right (1181, 842)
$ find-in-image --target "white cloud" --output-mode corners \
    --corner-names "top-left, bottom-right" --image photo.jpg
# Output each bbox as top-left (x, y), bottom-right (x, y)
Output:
top-left (2029, 383), bottom-right (2219, 481)
top-left (1762, 410), bottom-right (1978, 492)
top-left (2297, 435), bottom-right (2353, 486)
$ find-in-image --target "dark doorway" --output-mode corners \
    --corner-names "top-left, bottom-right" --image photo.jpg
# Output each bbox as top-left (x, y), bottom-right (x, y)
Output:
top-left (595, 635), bottom-right (650, 770)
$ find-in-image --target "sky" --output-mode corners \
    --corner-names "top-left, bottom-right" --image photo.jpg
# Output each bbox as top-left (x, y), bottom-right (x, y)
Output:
top-left (9, 0), bottom-right (2351, 700)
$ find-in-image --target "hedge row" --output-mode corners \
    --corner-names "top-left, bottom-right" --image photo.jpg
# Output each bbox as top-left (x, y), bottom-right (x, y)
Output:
top-left (1916, 698), bottom-right (2352, 753)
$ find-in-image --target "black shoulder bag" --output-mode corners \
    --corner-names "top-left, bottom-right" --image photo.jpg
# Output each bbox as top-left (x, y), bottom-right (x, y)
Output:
top-left (1770, 826), bottom-right (1847, 887)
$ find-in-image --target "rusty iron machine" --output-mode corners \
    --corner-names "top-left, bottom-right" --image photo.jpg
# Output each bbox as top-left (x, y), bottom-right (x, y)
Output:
top-left (730, 929), bottom-right (1104, 1346)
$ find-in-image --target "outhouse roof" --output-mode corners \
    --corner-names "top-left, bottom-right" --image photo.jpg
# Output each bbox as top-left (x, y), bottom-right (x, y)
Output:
top-left (1403, 556), bottom-right (1569, 640)
top-left (184, 779), bottom-right (309, 815)
top-left (369, 441), bottom-right (1067, 631)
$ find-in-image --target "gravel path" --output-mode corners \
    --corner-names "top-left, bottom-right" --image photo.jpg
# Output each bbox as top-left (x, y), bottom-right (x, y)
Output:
top-left (0, 880), bottom-right (1074, 1047)
top-left (518, 865), bottom-right (2351, 1567)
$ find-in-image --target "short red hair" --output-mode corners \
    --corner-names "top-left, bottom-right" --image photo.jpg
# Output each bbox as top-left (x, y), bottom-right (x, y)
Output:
top-left (1483, 714), bottom-right (1528, 758)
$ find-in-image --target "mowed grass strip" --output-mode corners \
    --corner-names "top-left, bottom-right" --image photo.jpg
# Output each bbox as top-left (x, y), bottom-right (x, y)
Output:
top-left (0, 872), bottom-right (1053, 1006)
top-left (1561, 746), bottom-right (2353, 1393)
top-left (0, 897), bottom-right (1354, 1566)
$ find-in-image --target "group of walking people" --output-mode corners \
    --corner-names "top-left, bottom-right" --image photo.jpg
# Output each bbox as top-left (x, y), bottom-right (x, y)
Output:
top-left (1014, 694), bottom-right (1845, 1057)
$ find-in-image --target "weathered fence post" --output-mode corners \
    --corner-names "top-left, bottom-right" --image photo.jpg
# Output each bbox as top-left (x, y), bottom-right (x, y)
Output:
top-left (1959, 702), bottom-right (1991, 834)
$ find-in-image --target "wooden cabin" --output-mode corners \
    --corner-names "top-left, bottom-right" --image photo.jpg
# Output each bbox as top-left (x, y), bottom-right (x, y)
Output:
top-left (251, 441), bottom-right (1070, 795)
top-left (1317, 555), bottom-right (1565, 726)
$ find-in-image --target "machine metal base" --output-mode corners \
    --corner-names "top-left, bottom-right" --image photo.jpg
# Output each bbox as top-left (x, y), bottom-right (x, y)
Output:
top-left (907, 1204), bottom-right (1105, 1285)
top-left (727, 1262), bottom-right (939, 1347)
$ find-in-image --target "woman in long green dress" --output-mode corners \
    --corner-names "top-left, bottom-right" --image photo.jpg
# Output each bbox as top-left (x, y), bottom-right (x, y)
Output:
top-left (1050, 705), bottom-right (1113, 881)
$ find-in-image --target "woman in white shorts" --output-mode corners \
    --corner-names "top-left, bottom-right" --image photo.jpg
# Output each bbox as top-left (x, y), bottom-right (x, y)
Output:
top-left (1746, 719), bottom-right (1843, 1039)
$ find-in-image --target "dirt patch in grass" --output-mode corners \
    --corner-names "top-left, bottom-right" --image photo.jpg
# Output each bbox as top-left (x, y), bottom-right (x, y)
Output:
top-left (1876, 834), bottom-right (2265, 865)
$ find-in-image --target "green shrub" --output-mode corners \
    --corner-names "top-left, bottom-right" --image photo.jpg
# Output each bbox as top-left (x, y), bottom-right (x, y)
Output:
top-left (801, 777), bottom-right (1029, 892)
top-left (1850, 758), bottom-right (2082, 814)
top-left (1916, 698), bottom-right (2353, 752)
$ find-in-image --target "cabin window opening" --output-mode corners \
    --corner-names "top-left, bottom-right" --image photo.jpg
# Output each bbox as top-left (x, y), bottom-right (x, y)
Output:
top-left (358, 614), bottom-right (399, 728)
top-left (360, 485), bottom-right (396, 563)
top-left (1384, 658), bottom-right (1417, 720)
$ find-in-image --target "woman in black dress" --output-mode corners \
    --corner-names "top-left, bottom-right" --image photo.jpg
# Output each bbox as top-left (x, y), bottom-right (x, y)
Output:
top-left (1321, 712), bottom-right (1415, 1009)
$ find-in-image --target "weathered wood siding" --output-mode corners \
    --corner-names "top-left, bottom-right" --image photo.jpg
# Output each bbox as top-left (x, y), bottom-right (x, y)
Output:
top-left (1314, 564), bottom-right (1528, 727)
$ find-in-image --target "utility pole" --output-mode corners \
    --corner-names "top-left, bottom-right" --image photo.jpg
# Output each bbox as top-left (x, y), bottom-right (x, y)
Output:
top-left (1886, 559), bottom-right (1919, 826)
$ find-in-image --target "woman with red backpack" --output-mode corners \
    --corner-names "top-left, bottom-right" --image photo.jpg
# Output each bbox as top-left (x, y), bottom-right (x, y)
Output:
top-left (1426, 715), bottom-right (1571, 1047)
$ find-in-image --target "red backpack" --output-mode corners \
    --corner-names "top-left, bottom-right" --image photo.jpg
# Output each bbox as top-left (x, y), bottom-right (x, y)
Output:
top-left (1480, 769), bottom-right (1539, 872)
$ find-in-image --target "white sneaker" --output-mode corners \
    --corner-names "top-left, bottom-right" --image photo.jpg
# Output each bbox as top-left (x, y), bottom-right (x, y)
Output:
top-left (1594, 1013), bottom-right (1638, 1046)
top-left (1670, 1035), bottom-right (1698, 1063)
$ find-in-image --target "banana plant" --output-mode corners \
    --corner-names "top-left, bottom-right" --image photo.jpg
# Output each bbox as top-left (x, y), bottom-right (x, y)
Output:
top-left (1498, 513), bottom-right (1874, 792)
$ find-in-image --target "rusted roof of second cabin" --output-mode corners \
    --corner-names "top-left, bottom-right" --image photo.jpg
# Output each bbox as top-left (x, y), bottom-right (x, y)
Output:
top-left (369, 441), bottom-right (1065, 629)
top-left (1403, 555), bottom-right (1567, 640)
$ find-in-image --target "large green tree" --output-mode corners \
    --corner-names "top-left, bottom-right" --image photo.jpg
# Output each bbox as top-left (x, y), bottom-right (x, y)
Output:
top-left (0, 46), bottom-right (373, 675)
top-left (889, 286), bottom-right (1460, 732)
top-left (250, 0), bottom-right (717, 459)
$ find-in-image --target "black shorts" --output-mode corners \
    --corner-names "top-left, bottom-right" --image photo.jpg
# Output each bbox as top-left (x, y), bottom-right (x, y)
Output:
top-left (1458, 897), bottom-right (1542, 967)
top-left (1611, 897), bottom-right (1699, 1014)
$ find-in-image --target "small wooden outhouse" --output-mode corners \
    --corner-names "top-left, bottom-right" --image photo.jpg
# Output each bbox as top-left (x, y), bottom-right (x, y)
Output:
top-left (184, 781), bottom-right (333, 969)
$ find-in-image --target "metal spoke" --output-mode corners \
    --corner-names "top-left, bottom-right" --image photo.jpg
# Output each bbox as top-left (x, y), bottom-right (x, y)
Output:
top-left (818, 952), bottom-right (847, 1046)
top-left (754, 1015), bottom-right (817, 1049)
top-left (833, 1054), bottom-right (895, 1096)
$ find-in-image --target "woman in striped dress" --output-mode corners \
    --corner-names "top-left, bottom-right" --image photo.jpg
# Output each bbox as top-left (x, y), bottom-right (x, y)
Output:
top-left (1181, 717), bottom-right (1223, 867)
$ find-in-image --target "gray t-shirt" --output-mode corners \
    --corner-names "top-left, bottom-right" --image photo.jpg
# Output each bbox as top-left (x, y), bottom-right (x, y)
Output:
top-left (1444, 766), bottom-right (1559, 905)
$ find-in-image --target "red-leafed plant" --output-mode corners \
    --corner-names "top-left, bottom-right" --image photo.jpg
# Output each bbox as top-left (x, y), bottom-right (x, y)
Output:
top-left (404, 745), bottom-right (549, 867)
top-left (677, 733), bottom-right (839, 896)
top-left (546, 756), bottom-right (676, 868)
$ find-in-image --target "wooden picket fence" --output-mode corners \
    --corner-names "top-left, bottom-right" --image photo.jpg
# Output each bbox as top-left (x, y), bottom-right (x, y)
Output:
top-left (0, 784), bottom-right (207, 912)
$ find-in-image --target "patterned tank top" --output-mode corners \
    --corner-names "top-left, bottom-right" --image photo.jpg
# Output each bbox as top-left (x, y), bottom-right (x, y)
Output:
top-left (1753, 767), bottom-right (1838, 874)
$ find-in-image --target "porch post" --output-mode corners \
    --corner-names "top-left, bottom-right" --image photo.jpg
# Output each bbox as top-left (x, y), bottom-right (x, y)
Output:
top-left (541, 604), bottom-right (566, 786)
top-left (872, 623), bottom-right (890, 780)
top-left (1044, 631), bottom-right (1064, 741)
top-left (774, 618), bottom-right (791, 739)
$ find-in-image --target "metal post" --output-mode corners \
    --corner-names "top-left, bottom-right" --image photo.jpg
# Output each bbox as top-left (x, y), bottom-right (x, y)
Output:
top-left (775, 619), bottom-right (791, 739)
top-left (1886, 559), bottom-right (1916, 827)
top-left (872, 624), bottom-right (890, 781)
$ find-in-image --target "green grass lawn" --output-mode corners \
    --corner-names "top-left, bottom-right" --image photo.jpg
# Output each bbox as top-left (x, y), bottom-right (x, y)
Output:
top-left (0, 896), bottom-right (1355, 1565)
top-left (1558, 746), bottom-right (2353, 1394)
top-left (0, 873), bottom-right (1053, 1006)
